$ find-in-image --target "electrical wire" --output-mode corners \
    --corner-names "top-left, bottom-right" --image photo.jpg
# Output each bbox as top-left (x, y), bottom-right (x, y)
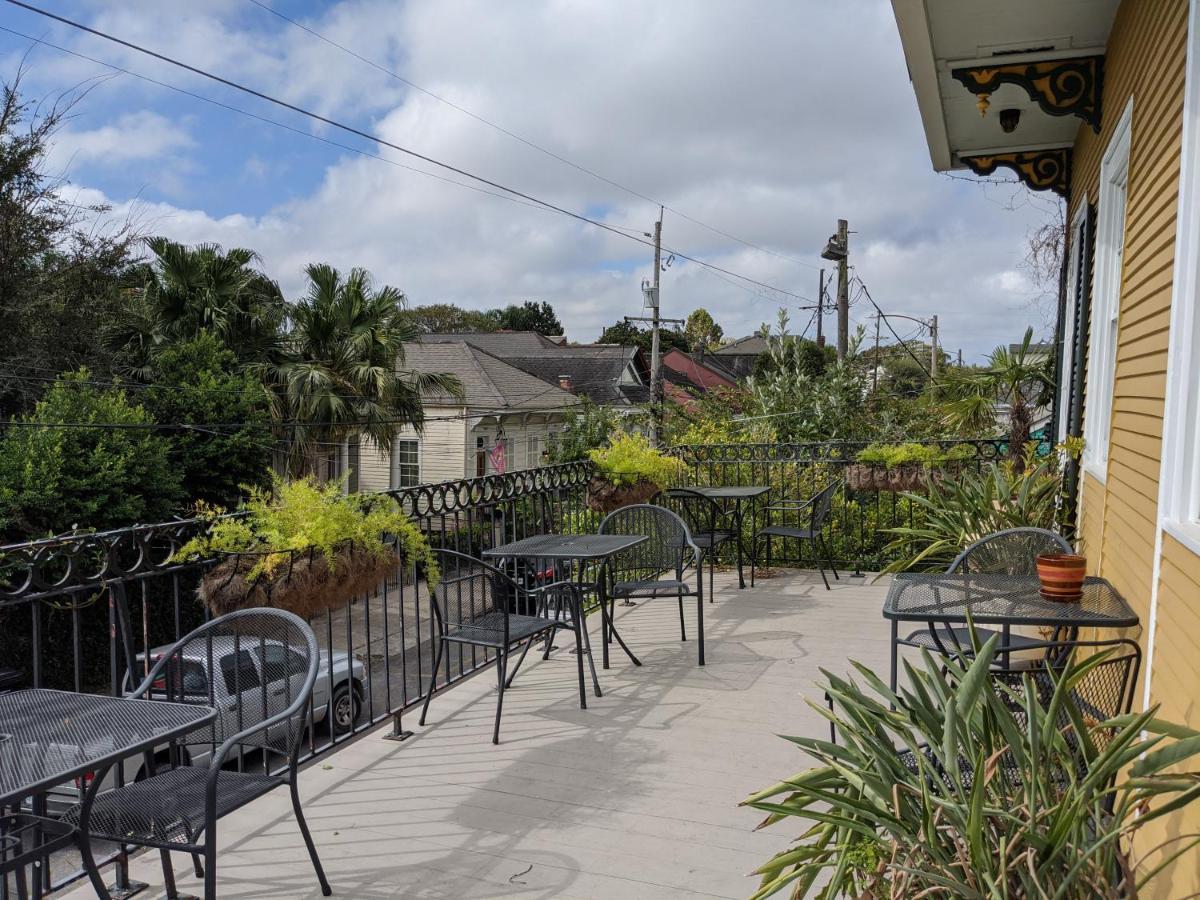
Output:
top-left (3, 2), bottom-right (815, 304)
top-left (244, 0), bottom-right (822, 272)
top-left (852, 278), bottom-right (937, 383)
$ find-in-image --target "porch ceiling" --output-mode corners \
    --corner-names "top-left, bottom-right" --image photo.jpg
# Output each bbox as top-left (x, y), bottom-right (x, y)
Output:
top-left (892, 0), bottom-right (1119, 171)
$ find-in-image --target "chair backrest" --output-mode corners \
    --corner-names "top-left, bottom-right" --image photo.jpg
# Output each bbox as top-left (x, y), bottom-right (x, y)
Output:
top-left (429, 548), bottom-right (526, 639)
top-left (652, 488), bottom-right (725, 538)
top-left (808, 481), bottom-right (839, 530)
top-left (130, 607), bottom-right (319, 766)
top-left (599, 504), bottom-right (694, 580)
top-left (948, 527), bottom-right (1073, 576)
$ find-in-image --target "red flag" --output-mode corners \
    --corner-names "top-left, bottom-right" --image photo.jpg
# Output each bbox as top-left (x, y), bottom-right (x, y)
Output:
top-left (489, 439), bottom-right (506, 474)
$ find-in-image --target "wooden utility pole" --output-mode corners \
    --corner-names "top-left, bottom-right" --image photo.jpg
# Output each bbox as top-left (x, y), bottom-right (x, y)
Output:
top-left (816, 268), bottom-right (826, 347)
top-left (929, 314), bottom-right (939, 381)
top-left (819, 218), bottom-right (849, 362)
top-left (650, 209), bottom-right (663, 442)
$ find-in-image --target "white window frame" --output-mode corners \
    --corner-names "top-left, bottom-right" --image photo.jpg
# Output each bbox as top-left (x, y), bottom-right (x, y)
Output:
top-left (1058, 195), bottom-right (1090, 444)
top-left (1083, 98), bottom-right (1134, 480)
top-left (1162, 3), bottom-right (1200, 555)
top-left (526, 432), bottom-right (541, 469)
top-left (391, 438), bottom-right (420, 488)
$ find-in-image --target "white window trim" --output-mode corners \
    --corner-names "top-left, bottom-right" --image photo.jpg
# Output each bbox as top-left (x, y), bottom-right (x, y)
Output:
top-left (1162, 0), bottom-right (1200, 557)
top-left (391, 437), bottom-right (421, 489)
top-left (1083, 98), bottom-right (1134, 481)
top-left (1058, 195), bottom-right (1090, 444)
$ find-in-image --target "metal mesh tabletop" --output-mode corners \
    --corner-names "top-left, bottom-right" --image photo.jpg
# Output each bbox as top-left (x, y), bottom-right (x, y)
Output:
top-left (0, 689), bottom-right (216, 805)
top-left (883, 574), bottom-right (1138, 628)
top-left (483, 534), bottom-right (648, 561)
top-left (686, 486), bottom-right (770, 499)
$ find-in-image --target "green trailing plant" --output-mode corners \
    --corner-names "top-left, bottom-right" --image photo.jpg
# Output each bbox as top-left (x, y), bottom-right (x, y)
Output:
top-left (174, 475), bottom-right (437, 587)
top-left (855, 442), bottom-right (974, 468)
top-left (744, 636), bottom-right (1200, 899)
top-left (587, 432), bottom-right (683, 488)
top-left (879, 444), bottom-right (1061, 573)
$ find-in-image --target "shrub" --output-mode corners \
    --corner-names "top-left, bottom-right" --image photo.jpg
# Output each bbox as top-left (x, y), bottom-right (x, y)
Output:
top-left (744, 637), bottom-right (1200, 899)
top-left (588, 432), bottom-right (683, 487)
top-left (855, 442), bottom-right (974, 468)
top-left (0, 370), bottom-right (181, 540)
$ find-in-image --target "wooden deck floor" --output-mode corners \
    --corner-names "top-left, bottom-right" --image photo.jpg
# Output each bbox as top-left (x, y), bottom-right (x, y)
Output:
top-left (63, 570), bottom-right (892, 899)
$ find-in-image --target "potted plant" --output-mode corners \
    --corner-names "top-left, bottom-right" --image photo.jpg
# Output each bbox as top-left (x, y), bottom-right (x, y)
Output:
top-left (743, 637), bottom-right (1200, 898)
top-left (585, 433), bottom-right (683, 513)
top-left (845, 442), bottom-right (974, 492)
top-left (173, 476), bottom-right (437, 620)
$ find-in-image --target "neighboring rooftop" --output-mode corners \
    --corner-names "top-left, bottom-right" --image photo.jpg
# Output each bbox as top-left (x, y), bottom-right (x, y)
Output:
top-left (401, 341), bottom-right (579, 412)
top-left (421, 332), bottom-right (563, 355)
top-left (714, 334), bottom-right (771, 356)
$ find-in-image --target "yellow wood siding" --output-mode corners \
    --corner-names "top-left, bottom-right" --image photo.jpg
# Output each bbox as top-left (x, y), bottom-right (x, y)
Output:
top-left (1068, 1), bottom-right (1200, 893)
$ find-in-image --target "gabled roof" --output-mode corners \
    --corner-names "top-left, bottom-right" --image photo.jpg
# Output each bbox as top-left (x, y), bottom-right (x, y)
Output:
top-left (499, 345), bottom-right (647, 406)
top-left (715, 334), bottom-right (771, 356)
top-left (421, 332), bottom-right (561, 355)
top-left (400, 342), bottom-right (578, 413)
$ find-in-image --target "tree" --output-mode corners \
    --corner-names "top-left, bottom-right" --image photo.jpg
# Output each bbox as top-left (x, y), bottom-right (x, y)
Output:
top-left (596, 320), bottom-right (688, 353)
top-left (111, 238), bottom-right (285, 375)
top-left (494, 300), bottom-right (563, 335)
top-left (0, 75), bottom-right (138, 415)
top-left (141, 335), bottom-right (273, 509)
top-left (260, 264), bottom-right (459, 475)
top-left (0, 371), bottom-right (181, 540)
top-left (684, 308), bottom-right (724, 351)
top-left (752, 338), bottom-right (833, 380)
top-left (548, 399), bottom-right (625, 462)
top-left (402, 303), bottom-right (499, 333)
top-left (941, 327), bottom-right (1055, 466)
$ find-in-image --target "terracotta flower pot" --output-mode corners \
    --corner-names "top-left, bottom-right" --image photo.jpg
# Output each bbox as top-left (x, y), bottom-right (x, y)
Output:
top-left (1036, 553), bottom-right (1087, 601)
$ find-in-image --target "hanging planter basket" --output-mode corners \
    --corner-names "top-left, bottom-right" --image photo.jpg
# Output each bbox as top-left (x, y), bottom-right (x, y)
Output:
top-left (199, 540), bottom-right (398, 621)
top-left (844, 463), bottom-right (961, 493)
top-left (585, 476), bottom-right (660, 513)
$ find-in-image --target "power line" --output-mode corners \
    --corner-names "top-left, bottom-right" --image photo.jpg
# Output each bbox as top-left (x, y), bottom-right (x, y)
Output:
top-left (852, 277), bottom-right (937, 382)
top-left (5, 2), bottom-right (814, 306)
top-left (661, 242), bottom-right (814, 303)
top-left (244, 0), bottom-right (822, 272)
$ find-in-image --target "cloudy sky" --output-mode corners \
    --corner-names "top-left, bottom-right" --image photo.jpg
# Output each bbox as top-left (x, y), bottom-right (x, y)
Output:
top-left (1, 0), bottom-right (1061, 361)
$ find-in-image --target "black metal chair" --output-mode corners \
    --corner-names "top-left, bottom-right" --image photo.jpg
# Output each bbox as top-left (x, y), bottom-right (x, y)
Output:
top-left (598, 504), bottom-right (706, 665)
top-left (896, 526), bottom-right (1074, 660)
top-left (65, 606), bottom-right (331, 900)
top-left (750, 481), bottom-right (840, 589)
top-left (419, 549), bottom-right (588, 744)
top-left (652, 488), bottom-right (736, 603)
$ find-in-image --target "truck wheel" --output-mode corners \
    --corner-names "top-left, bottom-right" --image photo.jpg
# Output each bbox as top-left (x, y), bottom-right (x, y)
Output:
top-left (331, 683), bottom-right (362, 735)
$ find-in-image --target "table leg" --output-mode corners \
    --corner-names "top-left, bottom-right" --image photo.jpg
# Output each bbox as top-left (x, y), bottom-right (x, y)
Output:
top-left (76, 763), bottom-right (114, 900)
top-left (597, 560), bottom-right (641, 667)
top-left (735, 501), bottom-right (746, 590)
top-left (889, 619), bottom-right (899, 692)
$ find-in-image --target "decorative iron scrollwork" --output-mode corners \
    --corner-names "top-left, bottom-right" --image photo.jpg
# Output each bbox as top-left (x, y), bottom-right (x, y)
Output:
top-left (951, 56), bottom-right (1103, 132)
top-left (960, 150), bottom-right (1071, 198)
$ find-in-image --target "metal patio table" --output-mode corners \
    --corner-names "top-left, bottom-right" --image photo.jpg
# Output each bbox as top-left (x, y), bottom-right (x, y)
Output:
top-left (882, 573), bottom-right (1139, 690)
top-left (0, 689), bottom-right (216, 899)
top-left (484, 534), bottom-right (648, 672)
top-left (685, 485), bottom-right (770, 588)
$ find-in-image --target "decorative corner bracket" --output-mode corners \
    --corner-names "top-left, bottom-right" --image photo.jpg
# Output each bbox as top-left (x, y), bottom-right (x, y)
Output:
top-left (952, 56), bottom-right (1103, 133)
top-left (960, 149), bottom-right (1071, 198)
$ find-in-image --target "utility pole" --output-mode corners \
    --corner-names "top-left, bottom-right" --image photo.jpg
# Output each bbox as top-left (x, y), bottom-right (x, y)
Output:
top-left (929, 314), bottom-right (939, 381)
top-left (957, 348), bottom-right (963, 368)
top-left (871, 313), bottom-right (881, 392)
top-left (650, 209), bottom-right (663, 443)
top-left (821, 219), bottom-right (849, 362)
top-left (816, 268), bottom-right (826, 347)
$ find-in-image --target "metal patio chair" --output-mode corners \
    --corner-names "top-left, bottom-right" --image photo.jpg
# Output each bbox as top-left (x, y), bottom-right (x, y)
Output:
top-left (598, 504), bottom-right (706, 665)
top-left (419, 549), bottom-right (588, 744)
top-left (64, 606), bottom-right (331, 900)
top-left (896, 526), bottom-right (1074, 661)
top-left (750, 481), bottom-right (840, 589)
top-left (652, 488), bottom-right (736, 603)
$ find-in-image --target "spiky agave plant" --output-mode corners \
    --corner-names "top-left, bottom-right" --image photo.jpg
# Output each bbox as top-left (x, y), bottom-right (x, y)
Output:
top-left (743, 637), bottom-right (1200, 899)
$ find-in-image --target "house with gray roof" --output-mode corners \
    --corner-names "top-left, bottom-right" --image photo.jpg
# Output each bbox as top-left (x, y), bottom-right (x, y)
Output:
top-left (353, 340), bottom-right (580, 490)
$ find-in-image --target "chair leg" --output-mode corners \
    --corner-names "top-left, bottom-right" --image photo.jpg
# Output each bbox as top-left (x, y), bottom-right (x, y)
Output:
top-left (696, 596), bottom-right (705, 666)
top-left (505, 635), bottom-right (537, 689)
top-left (192, 854), bottom-right (204, 879)
top-left (418, 637), bottom-right (445, 726)
top-left (572, 618), bottom-right (587, 709)
top-left (203, 827), bottom-right (217, 900)
top-left (493, 649), bottom-right (508, 745)
top-left (750, 536), bottom-right (758, 587)
top-left (159, 849), bottom-right (179, 899)
top-left (291, 778), bottom-right (332, 896)
top-left (677, 594), bottom-right (687, 641)
top-left (823, 535), bottom-right (839, 580)
top-left (709, 552), bottom-right (716, 603)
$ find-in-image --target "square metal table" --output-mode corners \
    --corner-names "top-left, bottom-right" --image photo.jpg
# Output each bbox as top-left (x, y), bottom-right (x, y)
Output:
top-left (483, 534), bottom-right (648, 672)
top-left (684, 486), bottom-right (771, 588)
top-left (882, 573), bottom-right (1139, 689)
top-left (0, 689), bottom-right (216, 899)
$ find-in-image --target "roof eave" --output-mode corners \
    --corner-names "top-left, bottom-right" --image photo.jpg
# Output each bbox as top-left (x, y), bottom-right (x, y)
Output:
top-left (892, 0), bottom-right (955, 171)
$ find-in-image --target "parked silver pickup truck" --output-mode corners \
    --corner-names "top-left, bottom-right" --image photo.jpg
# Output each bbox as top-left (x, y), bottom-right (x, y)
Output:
top-left (44, 638), bottom-right (364, 813)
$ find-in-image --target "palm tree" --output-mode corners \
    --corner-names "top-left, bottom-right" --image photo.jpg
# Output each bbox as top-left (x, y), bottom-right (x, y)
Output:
top-left (262, 263), bottom-right (459, 476)
top-left (941, 327), bottom-right (1055, 468)
top-left (110, 238), bottom-right (285, 374)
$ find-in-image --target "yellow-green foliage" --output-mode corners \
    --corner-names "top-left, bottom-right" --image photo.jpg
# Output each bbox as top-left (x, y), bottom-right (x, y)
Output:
top-left (174, 476), bottom-right (437, 586)
top-left (588, 433), bottom-right (683, 487)
top-left (856, 442), bottom-right (974, 468)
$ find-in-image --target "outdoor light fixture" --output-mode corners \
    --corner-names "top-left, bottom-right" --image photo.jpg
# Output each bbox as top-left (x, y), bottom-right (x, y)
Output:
top-left (999, 108), bottom-right (1021, 133)
top-left (820, 234), bottom-right (846, 261)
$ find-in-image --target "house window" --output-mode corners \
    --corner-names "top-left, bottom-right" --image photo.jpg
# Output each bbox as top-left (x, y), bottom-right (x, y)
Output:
top-left (392, 439), bottom-right (420, 488)
top-left (1083, 99), bottom-right (1133, 480)
top-left (1057, 199), bottom-right (1089, 443)
top-left (526, 434), bottom-right (541, 468)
